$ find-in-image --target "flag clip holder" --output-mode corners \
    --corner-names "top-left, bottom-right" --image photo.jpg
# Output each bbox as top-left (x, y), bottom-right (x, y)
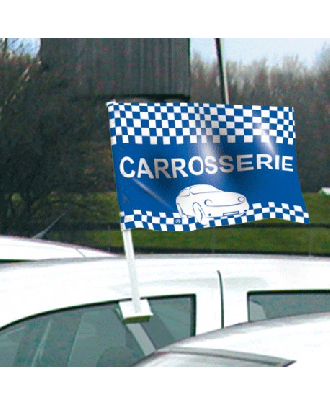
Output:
top-left (119, 229), bottom-right (153, 323)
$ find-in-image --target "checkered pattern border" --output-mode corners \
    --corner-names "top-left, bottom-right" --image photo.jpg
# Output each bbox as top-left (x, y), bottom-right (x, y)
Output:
top-left (120, 203), bottom-right (309, 231)
top-left (107, 102), bottom-right (296, 146)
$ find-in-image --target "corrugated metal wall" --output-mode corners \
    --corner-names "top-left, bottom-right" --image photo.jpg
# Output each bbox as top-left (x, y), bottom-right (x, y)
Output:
top-left (40, 38), bottom-right (190, 101)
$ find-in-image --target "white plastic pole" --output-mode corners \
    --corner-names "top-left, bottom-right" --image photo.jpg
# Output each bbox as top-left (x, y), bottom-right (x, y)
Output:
top-left (122, 229), bottom-right (142, 313)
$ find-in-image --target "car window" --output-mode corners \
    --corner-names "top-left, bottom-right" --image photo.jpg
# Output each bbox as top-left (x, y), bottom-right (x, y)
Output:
top-left (0, 295), bottom-right (195, 367)
top-left (141, 295), bottom-right (195, 348)
top-left (248, 290), bottom-right (330, 322)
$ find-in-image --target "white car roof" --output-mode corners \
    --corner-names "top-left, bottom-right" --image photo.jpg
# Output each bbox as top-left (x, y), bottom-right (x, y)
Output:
top-left (215, 254), bottom-right (330, 325)
top-left (165, 311), bottom-right (330, 365)
top-left (0, 235), bottom-right (117, 260)
top-left (0, 254), bottom-right (329, 332)
top-left (0, 255), bottom-right (222, 331)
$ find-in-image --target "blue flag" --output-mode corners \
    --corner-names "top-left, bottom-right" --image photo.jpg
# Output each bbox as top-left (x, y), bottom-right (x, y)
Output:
top-left (107, 102), bottom-right (309, 231)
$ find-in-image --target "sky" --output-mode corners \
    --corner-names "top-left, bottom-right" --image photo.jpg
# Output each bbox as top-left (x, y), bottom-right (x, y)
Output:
top-left (6, 37), bottom-right (330, 69)
top-left (190, 38), bottom-right (330, 68)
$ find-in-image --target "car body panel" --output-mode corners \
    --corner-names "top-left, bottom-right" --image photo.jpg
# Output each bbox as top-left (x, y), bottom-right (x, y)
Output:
top-left (136, 312), bottom-right (330, 366)
top-left (0, 236), bottom-right (117, 261)
top-left (0, 256), bottom-right (223, 334)
top-left (0, 254), bottom-right (330, 332)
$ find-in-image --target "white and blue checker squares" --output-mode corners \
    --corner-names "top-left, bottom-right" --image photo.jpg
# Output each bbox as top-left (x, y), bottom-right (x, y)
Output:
top-left (120, 203), bottom-right (309, 231)
top-left (107, 102), bottom-right (296, 146)
top-left (107, 101), bottom-right (309, 231)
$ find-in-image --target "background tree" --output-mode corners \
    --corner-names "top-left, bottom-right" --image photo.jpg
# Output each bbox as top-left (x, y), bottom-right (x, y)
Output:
top-left (1, 40), bottom-right (329, 236)
top-left (191, 50), bottom-right (330, 192)
top-left (0, 46), bottom-right (113, 235)
top-left (190, 53), bottom-right (220, 103)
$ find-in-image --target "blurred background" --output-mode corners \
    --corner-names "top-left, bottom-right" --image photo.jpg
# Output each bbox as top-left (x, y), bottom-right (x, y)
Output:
top-left (0, 38), bottom-right (329, 256)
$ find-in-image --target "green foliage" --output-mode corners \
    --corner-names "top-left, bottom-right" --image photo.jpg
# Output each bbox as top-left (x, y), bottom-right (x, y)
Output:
top-left (191, 53), bottom-right (330, 193)
top-left (0, 53), bottom-right (113, 234)
top-left (1, 43), bottom-right (329, 237)
top-left (47, 193), bottom-right (330, 256)
top-left (304, 193), bottom-right (330, 223)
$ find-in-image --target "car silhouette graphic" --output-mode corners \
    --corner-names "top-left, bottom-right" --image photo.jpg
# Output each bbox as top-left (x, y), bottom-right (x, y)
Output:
top-left (176, 184), bottom-right (249, 225)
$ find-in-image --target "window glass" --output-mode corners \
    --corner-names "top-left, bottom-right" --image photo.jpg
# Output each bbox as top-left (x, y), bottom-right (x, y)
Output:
top-left (0, 295), bottom-right (195, 367)
top-left (248, 291), bottom-right (330, 322)
top-left (142, 295), bottom-right (195, 348)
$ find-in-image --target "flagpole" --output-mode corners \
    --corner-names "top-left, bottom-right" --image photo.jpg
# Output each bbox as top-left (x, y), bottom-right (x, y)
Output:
top-left (120, 228), bottom-right (153, 322)
top-left (213, 38), bottom-right (230, 255)
top-left (109, 99), bottom-right (152, 322)
top-left (215, 38), bottom-right (230, 104)
top-left (122, 229), bottom-right (142, 313)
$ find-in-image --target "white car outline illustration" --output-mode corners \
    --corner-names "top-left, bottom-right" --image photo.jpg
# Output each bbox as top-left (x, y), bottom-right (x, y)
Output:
top-left (176, 184), bottom-right (249, 225)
